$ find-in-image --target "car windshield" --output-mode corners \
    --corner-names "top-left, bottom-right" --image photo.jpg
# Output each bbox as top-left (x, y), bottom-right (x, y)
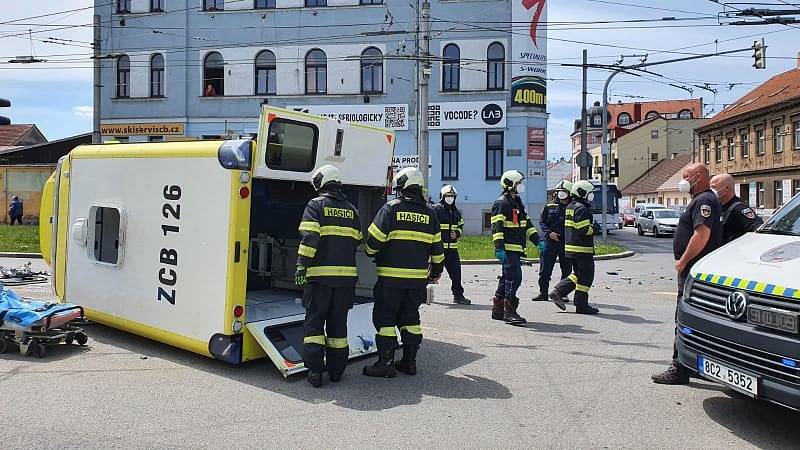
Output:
top-left (759, 195), bottom-right (800, 236)
top-left (654, 210), bottom-right (679, 218)
top-left (622, 207), bottom-right (634, 214)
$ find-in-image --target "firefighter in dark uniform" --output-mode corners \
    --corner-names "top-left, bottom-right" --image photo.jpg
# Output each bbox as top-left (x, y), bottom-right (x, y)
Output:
top-left (533, 180), bottom-right (574, 302)
top-left (549, 180), bottom-right (600, 315)
top-left (432, 185), bottom-right (470, 305)
top-left (490, 170), bottom-right (540, 326)
top-left (363, 167), bottom-right (444, 378)
top-left (710, 173), bottom-right (763, 243)
top-left (295, 165), bottom-right (362, 388)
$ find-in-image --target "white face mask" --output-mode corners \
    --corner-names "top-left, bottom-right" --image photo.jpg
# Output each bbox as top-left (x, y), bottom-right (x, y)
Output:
top-left (711, 188), bottom-right (719, 198)
top-left (557, 191), bottom-right (569, 201)
top-left (586, 192), bottom-right (595, 202)
top-left (444, 196), bottom-right (455, 205)
top-left (515, 183), bottom-right (526, 195)
top-left (677, 179), bottom-right (692, 194)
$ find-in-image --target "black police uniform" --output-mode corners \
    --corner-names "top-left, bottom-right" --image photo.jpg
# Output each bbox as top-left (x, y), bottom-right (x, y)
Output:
top-left (432, 200), bottom-right (465, 298)
top-left (297, 187), bottom-right (362, 379)
top-left (552, 198), bottom-right (599, 312)
top-left (537, 200), bottom-right (572, 296)
top-left (365, 190), bottom-right (444, 367)
top-left (721, 195), bottom-right (763, 244)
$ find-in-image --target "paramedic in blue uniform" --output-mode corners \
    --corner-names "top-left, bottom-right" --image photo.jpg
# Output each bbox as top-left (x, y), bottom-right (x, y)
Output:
top-left (296, 165), bottom-right (362, 388)
top-left (652, 163), bottom-right (722, 385)
top-left (533, 181), bottom-right (573, 302)
top-left (432, 185), bottom-right (470, 305)
top-left (710, 173), bottom-right (763, 243)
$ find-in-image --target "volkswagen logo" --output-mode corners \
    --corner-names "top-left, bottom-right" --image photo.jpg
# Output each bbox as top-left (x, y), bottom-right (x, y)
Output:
top-left (726, 291), bottom-right (748, 320)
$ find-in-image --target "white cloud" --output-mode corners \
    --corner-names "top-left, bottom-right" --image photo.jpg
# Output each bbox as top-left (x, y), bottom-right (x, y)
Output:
top-left (72, 105), bottom-right (93, 118)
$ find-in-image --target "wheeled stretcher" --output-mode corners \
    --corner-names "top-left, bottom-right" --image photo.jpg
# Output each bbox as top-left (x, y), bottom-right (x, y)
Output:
top-left (0, 286), bottom-right (88, 358)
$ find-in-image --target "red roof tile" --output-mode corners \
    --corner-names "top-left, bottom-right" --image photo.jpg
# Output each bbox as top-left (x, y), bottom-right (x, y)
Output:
top-left (621, 153), bottom-right (693, 194)
top-left (0, 125), bottom-right (37, 146)
top-left (608, 99), bottom-right (702, 128)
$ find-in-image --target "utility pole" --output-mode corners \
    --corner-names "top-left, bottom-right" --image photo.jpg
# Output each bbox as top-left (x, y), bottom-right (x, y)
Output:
top-left (580, 49), bottom-right (589, 180)
top-left (93, 14), bottom-right (101, 144)
top-left (418, 0), bottom-right (431, 197)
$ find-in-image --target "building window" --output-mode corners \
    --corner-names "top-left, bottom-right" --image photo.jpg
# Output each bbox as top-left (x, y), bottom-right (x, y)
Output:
top-left (715, 140), bottom-right (722, 162)
top-left (442, 44), bottom-right (460, 92)
top-left (151, 0), bottom-right (164, 12)
top-left (255, 0), bottom-right (276, 8)
top-left (150, 53), bottom-right (165, 97)
top-left (486, 132), bottom-right (503, 180)
top-left (113, 136), bottom-right (129, 143)
top-left (757, 129), bottom-right (765, 154)
top-left (360, 47), bottom-right (383, 94)
top-left (645, 111), bottom-right (659, 120)
top-left (794, 120), bottom-right (800, 150)
top-left (91, 206), bottom-right (122, 266)
top-left (741, 133), bottom-right (749, 158)
top-left (117, 0), bottom-right (131, 13)
top-left (203, 52), bottom-right (224, 96)
top-left (116, 55), bottom-right (130, 98)
top-left (678, 109), bottom-right (693, 119)
top-left (727, 135), bottom-right (735, 160)
top-left (487, 42), bottom-right (505, 90)
top-left (148, 136), bottom-right (164, 142)
top-left (360, 0), bottom-right (383, 4)
top-left (592, 115), bottom-right (602, 127)
top-left (442, 133), bottom-right (459, 180)
top-left (775, 180), bottom-right (784, 207)
top-left (305, 49), bottom-right (327, 94)
top-left (649, 152), bottom-right (658, 162)
top-left (266, 119), bottom-right (318, 172)
top-left (651, 130), bottom-right (658, 139)
top-left (306, 0), bottom-right (327, 6)
top-left (756, 181), bottom-right (765, 208)
top-left (774, 125), bottom-right (784, 153)
top-left (794, 179), bottom-right (800, 197)
top-left (255, 50), bottom-right (277, 95)
top-left (703, 142), bottom-right (710, 164)
top-left (617, 113), bottom-right (631, 126)
top-left (203, 0), bottom-right (223, 11)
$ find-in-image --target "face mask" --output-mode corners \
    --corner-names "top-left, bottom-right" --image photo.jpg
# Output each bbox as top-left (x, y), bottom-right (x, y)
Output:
top-left (444, 196), bottom-right (455, 205)
top-left (711, 188), bottom-right (719, 198)
top-left (557, 191), bottom-right (569, 200)
top-left (515, 183), bottom-right (526, 195)
top-left (677, 179), bottom-right (691, 193)
top-left (586, 192), bottom-right (595, 202)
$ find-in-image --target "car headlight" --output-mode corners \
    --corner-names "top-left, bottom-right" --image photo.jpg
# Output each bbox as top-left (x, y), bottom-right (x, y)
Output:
top-left (682, 275), bottom-right (694, 301)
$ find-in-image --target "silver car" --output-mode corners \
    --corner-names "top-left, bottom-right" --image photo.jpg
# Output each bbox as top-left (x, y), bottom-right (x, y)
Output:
top-left (636, 208), bottom-right (680, 237)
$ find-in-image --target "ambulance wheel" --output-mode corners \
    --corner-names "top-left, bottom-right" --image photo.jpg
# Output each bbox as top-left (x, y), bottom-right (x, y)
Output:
top-left (0, 338), bottom-right (7, 354)
top-left (65, 335), bottom-right (74, 345)
top-left (75, 332), bottom-right (88, 346)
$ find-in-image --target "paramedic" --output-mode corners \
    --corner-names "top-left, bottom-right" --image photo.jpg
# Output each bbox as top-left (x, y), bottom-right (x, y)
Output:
top-left (296, 165), bottom-right (362, 388)
top-left (710, 173), bottom-right (763, 243)
top-left (549, 180), bottom-right (601, 315)
top-left (490, 170), bottom-right (541, 326)
top-left (533, 180), bottom-right (573, 302)
top-left (363, 167), bottom-right (444, 378)
top-left (432, 185), bottom-right (470, 305)
top-left (8, 196), bottom-right (23, 225)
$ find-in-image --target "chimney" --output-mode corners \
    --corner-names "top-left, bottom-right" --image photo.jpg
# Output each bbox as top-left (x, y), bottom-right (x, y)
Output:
top-left (797, 51), bottom-right (800, 68)
top-left (671, 152), bottom-right (677, 160)
top-left (633, 103), bottom-right (642, 122)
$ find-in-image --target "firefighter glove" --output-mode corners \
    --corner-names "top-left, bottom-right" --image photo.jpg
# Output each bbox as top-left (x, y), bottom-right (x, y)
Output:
top-left (295, 266), bottom-right (308, 286)
top-left (495, 248), bottom-right (507, 263)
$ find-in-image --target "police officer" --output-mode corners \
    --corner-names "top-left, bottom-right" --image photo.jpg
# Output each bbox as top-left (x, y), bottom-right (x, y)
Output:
top-left (432, 185), bottom-right (470, 305)
top-left (490, 170), bottom-right (540, 326)
top-left (296, 165), bottom-right (362, 388)
top-left (363, 167), bottom-right (444, 378)
top-left (533, 180), bottom-right (574, 303)
top-left (710, 173), bottom-right (763, 244)
top-left (549, 180), bottom-right (600, 315)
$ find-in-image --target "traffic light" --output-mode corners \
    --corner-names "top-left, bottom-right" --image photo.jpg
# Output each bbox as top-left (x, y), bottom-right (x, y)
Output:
top-left (609, 158), bottom-right (619, 178)
top-left (753, 38), bottom-right (766, 70)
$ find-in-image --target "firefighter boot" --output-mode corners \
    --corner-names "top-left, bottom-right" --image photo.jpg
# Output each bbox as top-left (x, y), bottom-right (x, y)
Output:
top-left (453, 294), bottom-right (471, 305)
top-left (491, 297), bottom-right (505, 321)
top-left (574, 292), bottom-right (599, 315)
top-left (548, 290), bottom-right (567, 311)
top-left (363, 349), bottom-right (397, 378)
top-left (396, 344), bottom-right (418, 376)
top-left (307, 372), bottom-right (323, 388)
top-left (503, 298), bottom-right (527, 326)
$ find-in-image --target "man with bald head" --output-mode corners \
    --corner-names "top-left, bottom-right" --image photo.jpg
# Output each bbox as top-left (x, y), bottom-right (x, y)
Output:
top-left (652, 163), bottom-right (723, 385)
top-left (710, 173), bottom-right (763, 243)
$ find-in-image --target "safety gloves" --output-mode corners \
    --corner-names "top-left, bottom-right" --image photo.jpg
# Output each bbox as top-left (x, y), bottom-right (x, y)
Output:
top-left (495, 248), bottom-right (507, 263)
top-left (295, 266), bottom-right (308, 286)
top-left (537, 241), bottom-right (546, 253)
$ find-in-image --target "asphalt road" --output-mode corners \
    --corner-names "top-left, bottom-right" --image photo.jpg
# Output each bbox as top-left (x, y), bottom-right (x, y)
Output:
top-left (607, 225), bottom-right (675, 255)
top-left (1, 247), bottom-right (798, 448)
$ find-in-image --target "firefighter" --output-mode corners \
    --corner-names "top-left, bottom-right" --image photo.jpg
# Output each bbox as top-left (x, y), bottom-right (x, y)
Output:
top-left (490, 170), bottom-right (540, 326)
top-left (533, 180), bottom-right (574, 302)
top-left (363, 167), bottom-right (444, 378)
top-left (296, 165), bottom-right (363, 388)
top-left (432, 185), bottom-right (470, 305)
top-left (549, 180), bottom-right (600, 315)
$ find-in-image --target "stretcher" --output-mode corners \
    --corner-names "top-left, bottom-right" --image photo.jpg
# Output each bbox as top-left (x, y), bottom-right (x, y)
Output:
top-left (0, 285), bottom-right (88, 358)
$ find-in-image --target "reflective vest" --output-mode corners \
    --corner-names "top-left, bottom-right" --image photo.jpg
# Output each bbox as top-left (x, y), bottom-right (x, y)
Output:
top-left (366, 195), bottom-right (445, 287)
top-left (491, 192), bottom-right (539, 254)
top-left (432, 202), bottom-right (464, 251)
top-left (297, 189), bottom-right (362, 286)
top-left (564, 200), bottom-right (597, 256)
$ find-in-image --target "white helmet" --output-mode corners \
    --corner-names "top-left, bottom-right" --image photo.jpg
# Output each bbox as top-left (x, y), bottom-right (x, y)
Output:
top-left (395, 167), bottom-right (424, 191)
top-left (500, 170), bottom-right (525, 191)
top-left (440, 184), bottom-right (457, 199)
top-left (571, 180), bottom-right (595, 200)
top-left (310, 164), bottom-right (342, 191)
top-left (554, 180), bottom-right (573, 193)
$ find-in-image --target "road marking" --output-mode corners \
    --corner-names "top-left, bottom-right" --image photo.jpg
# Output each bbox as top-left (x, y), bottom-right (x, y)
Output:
top-left (652, 291), bottom-right (677, 296)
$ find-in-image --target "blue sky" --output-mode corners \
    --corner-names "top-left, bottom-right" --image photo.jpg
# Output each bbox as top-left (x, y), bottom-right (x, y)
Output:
top-left (1, 1), bottom-right (799, 159)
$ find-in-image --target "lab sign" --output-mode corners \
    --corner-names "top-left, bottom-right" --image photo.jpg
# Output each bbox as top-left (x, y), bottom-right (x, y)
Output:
top-left (429, 101), bottom-right (506, 129)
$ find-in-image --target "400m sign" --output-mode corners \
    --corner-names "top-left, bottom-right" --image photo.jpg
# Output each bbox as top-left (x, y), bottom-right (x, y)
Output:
top-left (511, 0), bottom-right (547, 108)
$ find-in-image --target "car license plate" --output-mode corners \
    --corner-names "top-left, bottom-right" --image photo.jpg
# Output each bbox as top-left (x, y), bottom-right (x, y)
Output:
top-left (747, 305), bottom-right (799, 334)
top-left (698, 356), bottom-right (758, 396)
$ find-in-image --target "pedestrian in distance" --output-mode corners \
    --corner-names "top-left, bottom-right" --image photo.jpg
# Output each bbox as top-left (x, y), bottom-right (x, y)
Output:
top-left (652, 163), bottom-right (723, 385)
top-left (432, 185), bottom-right (470, 305)
top-left (549, 180), bottom-right (601, 315)
top-left (204, 84), bottom-right (216, 97)
top-left (296, 165), bottom-right (363, 388)
top-left (8, 196), bottom-right (23, 225)
top-left (362, 167), bottom-right (444, 378)
top-left (710, 173), bottom-right (763, 244)
top-left (490, 170), bottom-right (541, 326)
top-left (533, 180), bottom-right (574, 303)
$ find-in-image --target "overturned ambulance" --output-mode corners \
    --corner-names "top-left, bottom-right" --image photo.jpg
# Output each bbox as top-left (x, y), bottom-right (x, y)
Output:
top-left (39, 106), bottom-right (395, 376)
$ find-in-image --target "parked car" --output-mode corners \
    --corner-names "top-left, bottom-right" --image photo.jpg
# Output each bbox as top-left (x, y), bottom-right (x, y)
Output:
top-left (671, 205), bottom-right (687, 216)
top-left (619, 207), bottom-right (636, 228)
top-left (636, 208), bottom-right (680, 237)
top-left (633, 203), bottom-right (667, 226)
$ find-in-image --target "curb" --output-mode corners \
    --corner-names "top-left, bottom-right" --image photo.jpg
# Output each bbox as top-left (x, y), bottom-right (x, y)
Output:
top-left (461, 250), bottom-right (635, 266)
top-left (0, 252), bottom-right (43, 259)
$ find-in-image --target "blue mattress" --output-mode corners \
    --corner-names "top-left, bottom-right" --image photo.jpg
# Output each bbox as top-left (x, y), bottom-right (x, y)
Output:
top-left (0, 285), bottom-right (79, 329)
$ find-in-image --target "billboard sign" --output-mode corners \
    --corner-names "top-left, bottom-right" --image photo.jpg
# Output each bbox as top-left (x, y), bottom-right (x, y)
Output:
top-left (288, 104), bottom-right (409, 130)
top-left (428, 101), bottom-right (506, 129)
top-left (511, 0), bottom-right (547, 108)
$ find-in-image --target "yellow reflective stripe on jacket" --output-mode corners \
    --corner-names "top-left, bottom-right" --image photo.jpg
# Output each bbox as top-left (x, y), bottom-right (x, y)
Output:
top-left (431, 254), bottom-right (445, 264)
top-left (443, 242), bottom-right (458, 249)
top-left (306, 266), bottom-right (358, 277)
top-left (526, 228), bottom-right (537, 238)
top-left (575, 283), bottom-right (591, 293)
top-left (387, 230), bottom-right (437, 244)
top-left (440, 224), bottom-right (453, 230)
top-left (298, 221), bottom-right (320, 233)
top-left (565, 219), bottom-right (591, 229)
top-left (503, 220), bottom-right (528, 228)
top-left (491, 214), bottom-right (505, 224)
top-left (326, 337), bottom-right (349, 348)
top-left (565, 244), bottom-right (594, 254)
top-left (505, 243), bottom-right (524, 253)
top-left (365, 243), bottom-right (379, 256)
top-left (377, 267), bottom-right (429, 279)
top-left (304, 335), bottom-right (326, 346)
top-left (400, 325), bottom-right (422, 335)
top-left (320, 225), bottom-right (362, 240)
top-left (378, 326), bottom-right (397, 337)
top-left (568, 274), bottom-right (578, 284)
top-left (458, 219), bottom-right (465, 225)
top-left (492, 232), bottom-right (504, 241)
top-left (297, 244), bottom-right (317, 258)
top-left (368, 223), bottom-right (388, 242)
